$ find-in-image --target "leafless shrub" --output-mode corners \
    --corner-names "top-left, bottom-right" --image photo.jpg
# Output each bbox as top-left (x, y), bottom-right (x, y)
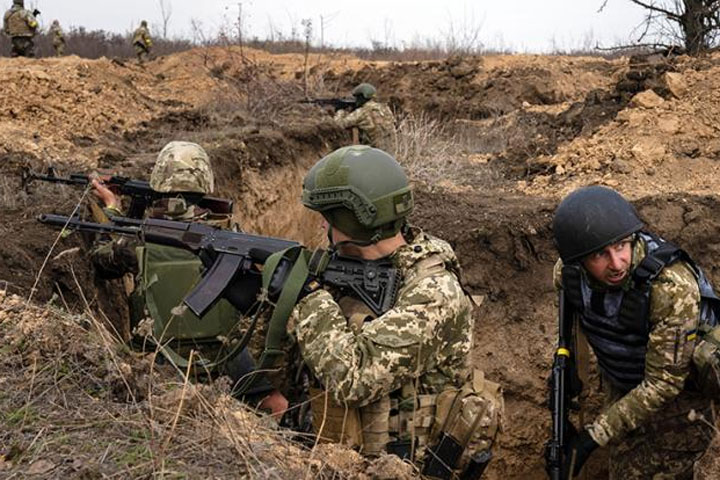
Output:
top-left (394, 113), bottom-right (464, 184)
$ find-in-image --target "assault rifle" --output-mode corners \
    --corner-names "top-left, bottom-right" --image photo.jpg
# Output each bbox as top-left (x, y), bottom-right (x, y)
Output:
top-left (37, 214), bottom-right (400, 318)
top-left (22, 166), bottom-right (233, 219)
top-left (299, 97), bottom-right (357, 111)
top-left (545, 284), bottom-right (577, 480)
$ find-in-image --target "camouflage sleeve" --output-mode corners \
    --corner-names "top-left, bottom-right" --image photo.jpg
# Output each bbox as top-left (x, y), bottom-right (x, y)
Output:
top-left (22, 11), bottom-right (37, 29)
top-left (292, 271), bottom-right (471, 408)
top-left (90, 235), bottom-right (139, 280)
top-left (334, 105), bottom-right (372, 131)
top-left (587, 261), bottom-right (700, 446)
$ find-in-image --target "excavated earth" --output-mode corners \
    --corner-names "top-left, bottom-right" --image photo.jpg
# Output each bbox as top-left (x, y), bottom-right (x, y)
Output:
top-left (3, 46), bottom-right (720, 479)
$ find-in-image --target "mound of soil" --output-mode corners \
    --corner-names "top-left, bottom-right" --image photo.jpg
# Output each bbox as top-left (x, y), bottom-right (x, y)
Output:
top-left (3, 44), bottom-right (720, 479)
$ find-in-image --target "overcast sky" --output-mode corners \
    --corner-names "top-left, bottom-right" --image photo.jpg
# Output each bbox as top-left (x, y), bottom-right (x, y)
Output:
top-left (25, 0), bottom-right (648, 53)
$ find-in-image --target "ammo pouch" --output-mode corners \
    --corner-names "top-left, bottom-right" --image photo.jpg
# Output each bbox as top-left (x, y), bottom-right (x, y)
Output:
top-left (422, 370), bottom-right (503, 480)
top-left (692, 324), bottom-right (720, 397)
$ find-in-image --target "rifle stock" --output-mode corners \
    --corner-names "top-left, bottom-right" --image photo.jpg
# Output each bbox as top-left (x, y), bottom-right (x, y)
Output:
top-left (38, 214), bottom-right (400, 319)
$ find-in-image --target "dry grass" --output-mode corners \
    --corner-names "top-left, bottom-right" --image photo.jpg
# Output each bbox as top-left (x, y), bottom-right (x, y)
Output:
top-left (394, 112), bottom-right (464, 184)
top-left (0, 290), bottom-right (365, 479)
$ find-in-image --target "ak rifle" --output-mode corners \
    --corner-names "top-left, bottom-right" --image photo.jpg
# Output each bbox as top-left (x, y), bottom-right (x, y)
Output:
top-left (22, 166), bottom-right (233, 219)
top-left (299, 97), bottom-right (357, 111)
top-left (544, 283), bottom-right (576, 480)
top-left (37, 214), bottom-right (400, 318)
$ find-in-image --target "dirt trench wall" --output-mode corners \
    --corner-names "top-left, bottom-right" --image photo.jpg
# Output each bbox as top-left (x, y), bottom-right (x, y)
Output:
top-left (412, 188), bottom-right (720, 479)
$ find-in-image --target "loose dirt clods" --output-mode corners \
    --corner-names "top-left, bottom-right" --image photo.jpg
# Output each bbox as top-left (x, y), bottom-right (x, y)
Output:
top-left (3, 45), bottom-right (720, 478)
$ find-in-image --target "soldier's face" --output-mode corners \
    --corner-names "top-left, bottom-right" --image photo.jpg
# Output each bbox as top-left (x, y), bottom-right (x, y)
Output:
top-left (583, 238), bottom-right (633, 286)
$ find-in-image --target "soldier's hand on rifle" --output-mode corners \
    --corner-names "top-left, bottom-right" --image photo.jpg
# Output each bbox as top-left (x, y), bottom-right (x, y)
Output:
top-left (32, 8), bottom-right (40, 16)
top-left (90, 175), bottom-right (119, 210)
top-left (563, 429), bottom-right (598, 478)
top-left (259, 389), bottom-right (289, 419)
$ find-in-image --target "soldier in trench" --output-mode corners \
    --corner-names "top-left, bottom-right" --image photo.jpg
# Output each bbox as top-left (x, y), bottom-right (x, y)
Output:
top-left (334, 83), bottom-right (397, 153)
top-left (267, 145), bottom-right (502, 478)
top-left (548, 185), bottom-right (717, 479)
top-left (89, 141), bottom-right (288, 418)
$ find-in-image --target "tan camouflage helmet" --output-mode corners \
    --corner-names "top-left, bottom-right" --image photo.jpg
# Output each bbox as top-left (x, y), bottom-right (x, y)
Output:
top-left (150, 141), bottom-right (215, 194)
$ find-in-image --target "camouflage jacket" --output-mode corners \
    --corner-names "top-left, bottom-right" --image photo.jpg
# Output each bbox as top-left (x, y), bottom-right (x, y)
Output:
top-left (3, 6), bottom-right (37, 37)
top-left (49, 24), bottom-right (64, 46)
top-left (132, 26), bottom-right (151, 48)
top-left (553, 235), bottom-right (702, 446)
top-left (290, 227), bottom-right (474, 408)
top-left (334, 100), bottom-right (396, 152)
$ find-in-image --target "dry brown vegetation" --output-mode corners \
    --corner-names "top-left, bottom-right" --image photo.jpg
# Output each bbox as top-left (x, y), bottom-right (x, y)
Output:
top-left (3, 40), bottom-right (720, 479)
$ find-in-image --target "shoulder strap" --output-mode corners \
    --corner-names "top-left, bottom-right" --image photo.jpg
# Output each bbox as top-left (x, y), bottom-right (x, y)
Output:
top-left (235, 246), bottom-right (310, 393)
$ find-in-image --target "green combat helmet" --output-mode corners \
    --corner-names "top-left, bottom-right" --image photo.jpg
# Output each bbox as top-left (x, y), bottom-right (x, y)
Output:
top-left (140, 20), bottom-right (147, 27)
top-left (150, 141), bottom-right (215, 194)
top-left (352, 83), bottom-right (377, 106)
top-left (302, 145), bottom-right (413, 244)
top-left (13, 0), bottom-right (23, 6)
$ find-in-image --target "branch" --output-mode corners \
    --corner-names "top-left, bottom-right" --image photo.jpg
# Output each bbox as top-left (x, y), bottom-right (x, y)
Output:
top-left (598, 0), bottom-right (609, 13)
top-left (628, 0), bottom-right (682, 20)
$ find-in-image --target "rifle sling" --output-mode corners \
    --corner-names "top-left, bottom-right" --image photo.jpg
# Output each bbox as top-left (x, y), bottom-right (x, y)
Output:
top-left (236, 246), bottom-right (310, 393)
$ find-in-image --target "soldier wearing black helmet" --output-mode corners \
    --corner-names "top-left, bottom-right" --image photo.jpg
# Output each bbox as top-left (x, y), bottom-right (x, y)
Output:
top-left (281, 146), bottom-right (502, 478)
top-left (2, 0), bottom-right (38, 58)
top-left (334, 83), bottom-right (397, 152)
top-left (549, 186), bottom-right (715, 479)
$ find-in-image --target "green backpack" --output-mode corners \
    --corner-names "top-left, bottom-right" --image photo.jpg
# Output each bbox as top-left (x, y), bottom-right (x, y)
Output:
top-left (129, 243), bottom-right (243, 372)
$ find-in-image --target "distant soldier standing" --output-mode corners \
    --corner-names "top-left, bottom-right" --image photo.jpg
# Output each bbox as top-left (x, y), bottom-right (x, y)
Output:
top-left (49, 19), bottom-right (64, 56)
top-left (132, 20), bottom-right (152, 64)
top-left (2, 0), bottom-right (38, 58)
top-left (335, 83), bottom-right (397, 153)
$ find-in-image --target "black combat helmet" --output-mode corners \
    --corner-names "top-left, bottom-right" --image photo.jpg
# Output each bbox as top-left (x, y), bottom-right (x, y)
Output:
top-left (553, 186), bottom-right (644, 263)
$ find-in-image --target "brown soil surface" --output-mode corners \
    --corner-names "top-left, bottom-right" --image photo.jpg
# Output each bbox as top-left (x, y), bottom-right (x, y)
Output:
top-left (2, 46), bottom-right (720, 479)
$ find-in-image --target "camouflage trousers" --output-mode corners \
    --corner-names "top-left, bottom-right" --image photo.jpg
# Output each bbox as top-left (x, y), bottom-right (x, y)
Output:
top-left (134, 43), bottom-right (150, 64)
top-left (53, 42), bottom-right (65, 56)
top-left (608, 402), bottom-right (714, 480)
top-left (10, 36), bottom-right (34, 58)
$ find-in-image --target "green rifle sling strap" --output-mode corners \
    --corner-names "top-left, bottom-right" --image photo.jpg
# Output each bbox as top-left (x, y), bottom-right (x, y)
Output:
top-left (237, 246), bottom-right (310, 393)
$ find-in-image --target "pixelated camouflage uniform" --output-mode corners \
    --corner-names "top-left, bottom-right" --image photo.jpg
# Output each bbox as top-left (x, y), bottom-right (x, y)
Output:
top-left (290, 226), bottom-right (502, 469)
top-left (2, 3), bottom-right (37, 58)
top-left (49, 21), bottom-right (65, 56)
top-left (132, 23), bottom-right (152, 64)
top-left (554, 235), bottom-right (714, 479)
top-left (335, 100), bottom-right (397, 153)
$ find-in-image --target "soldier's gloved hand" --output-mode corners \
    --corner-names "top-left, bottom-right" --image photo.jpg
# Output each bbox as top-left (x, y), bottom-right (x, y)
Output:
top-left (32, 8), bottom-right (40, 16)
top-left (563, 429), bottom-right (598, 477)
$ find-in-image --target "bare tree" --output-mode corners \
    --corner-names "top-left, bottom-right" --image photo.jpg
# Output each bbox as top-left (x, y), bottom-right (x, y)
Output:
top-left (158, 0), bottom-right (172, 39)
top-left (607, 1), bottom-right (720, 54)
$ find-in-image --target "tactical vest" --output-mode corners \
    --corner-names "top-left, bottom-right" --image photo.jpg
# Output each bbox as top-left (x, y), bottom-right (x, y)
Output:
top-left (563, 232), bottom-right (720, 393)
top-left (309, 253), bottom-right (502, 479)
top-left (310, 255), bottom-right (450, 457)
top-left (129, 243), bottom-right (241, 371)
top-left (5, 8), bottom-right (34, 36)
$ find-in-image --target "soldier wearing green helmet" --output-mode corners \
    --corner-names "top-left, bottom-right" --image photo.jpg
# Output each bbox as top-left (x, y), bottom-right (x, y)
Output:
top-left (3, 0), bottom-right (38, 58)
top-left (288, 146), bottom-right (502, 478)
top-left (89, 141), bottom-right (288, 420)
top-left (132, 20), bottom-right (152, 64)
top-left (334, 83), bottom-right (397, 152)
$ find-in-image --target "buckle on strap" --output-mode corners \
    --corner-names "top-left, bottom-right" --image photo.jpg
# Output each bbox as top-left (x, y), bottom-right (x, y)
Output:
top-left (634, 255), bottom-right (665, 283)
